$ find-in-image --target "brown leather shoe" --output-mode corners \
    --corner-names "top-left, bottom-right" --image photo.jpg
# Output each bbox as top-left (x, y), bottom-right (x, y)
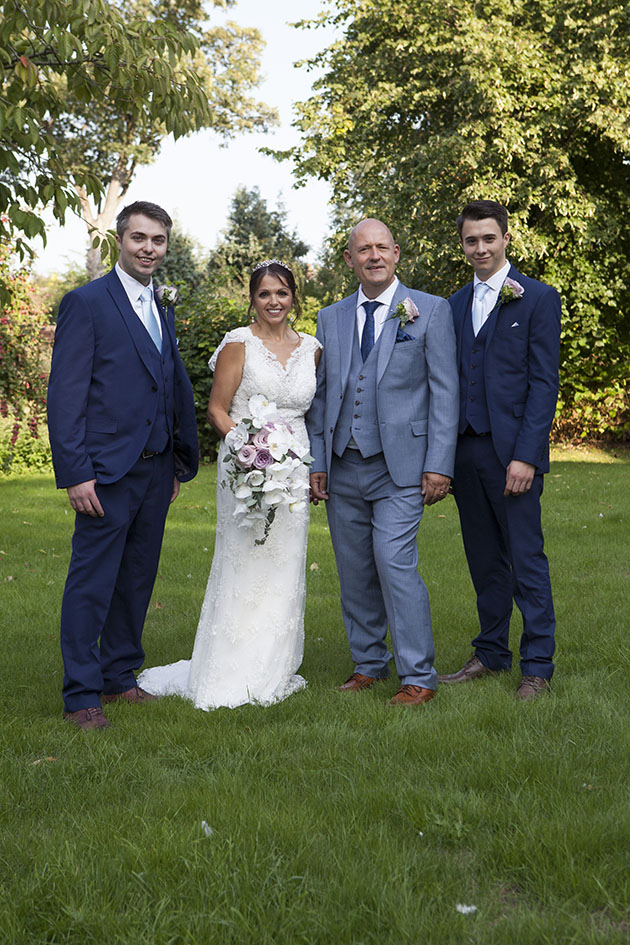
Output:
top-left (438, 656), bottom-right (500, 684)
top-left (102, 686), bottom-right (158, 704)
top-left (390, 685), bottom-right (436, 706)
top-left (338, 672), bottom-right (383, 692)
top-left (516, 675), bottom-right (550, 701)
top-left (63, 706), bottom-right (110, 730)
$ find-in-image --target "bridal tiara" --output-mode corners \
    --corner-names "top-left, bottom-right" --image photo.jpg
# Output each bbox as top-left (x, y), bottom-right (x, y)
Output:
top-left (251, 258), bottom-right (292, 274)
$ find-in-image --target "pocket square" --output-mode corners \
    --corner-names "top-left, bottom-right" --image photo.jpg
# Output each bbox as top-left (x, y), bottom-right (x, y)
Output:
top-left (396, 328), bottom-right (413, 343)
top-left (511, 321), bottom-right (519, 327)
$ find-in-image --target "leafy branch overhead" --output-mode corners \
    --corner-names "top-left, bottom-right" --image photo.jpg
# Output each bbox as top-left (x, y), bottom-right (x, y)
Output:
top-left (0, 0), bottom-right (277, 261)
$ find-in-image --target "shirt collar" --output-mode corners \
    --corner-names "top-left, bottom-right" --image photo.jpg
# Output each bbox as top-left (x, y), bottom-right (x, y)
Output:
top-left (474, 260), bottom-right (511, 294)
top-left (115, 261), bottom-right (153, 302)
top-left (357, 275), bottom-right (399, 311)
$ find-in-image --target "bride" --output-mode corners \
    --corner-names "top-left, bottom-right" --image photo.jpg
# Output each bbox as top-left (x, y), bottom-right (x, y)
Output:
top-left (139, 260), bottom-right (322, 708)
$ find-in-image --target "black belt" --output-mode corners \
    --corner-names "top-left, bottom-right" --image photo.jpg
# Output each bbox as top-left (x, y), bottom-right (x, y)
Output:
top-left (141, 449), bottom-right (160, 459)
top-left (461, 426), bottom-right (489, 437)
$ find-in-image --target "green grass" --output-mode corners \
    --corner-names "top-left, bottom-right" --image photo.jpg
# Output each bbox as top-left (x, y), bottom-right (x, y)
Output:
top-left (1, 448), bottom-right (629, 944)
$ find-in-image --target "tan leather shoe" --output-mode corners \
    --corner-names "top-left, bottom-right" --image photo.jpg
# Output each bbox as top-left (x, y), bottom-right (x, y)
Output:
top-left (390, 685), bottom-right (436, 706)
top-left (438, 656), bottom-right (500, 684)
top-left (63, 706), bottom-right (110, 730)
top-left (338, 672), bottom-right (383, 692)
top-left (102, 686), bottom-right (158, 704)
top-left (516, 675), bottom-right (550, 701)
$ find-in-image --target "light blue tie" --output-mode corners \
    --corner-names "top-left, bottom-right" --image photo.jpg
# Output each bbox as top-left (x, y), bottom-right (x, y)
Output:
top-left (140, 285), bottom-right (161, 353)
top-left (472, 282), bottom-right (491, 336)
top-left (361, 300), bottom-right (379, 361)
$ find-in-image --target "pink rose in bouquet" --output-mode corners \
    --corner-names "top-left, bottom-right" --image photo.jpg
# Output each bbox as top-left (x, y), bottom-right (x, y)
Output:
top-left (253, 449), bottom-right (274, 469)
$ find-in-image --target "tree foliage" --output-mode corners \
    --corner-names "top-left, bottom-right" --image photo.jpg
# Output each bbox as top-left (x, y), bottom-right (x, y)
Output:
top-left (0, 0), bottom-right (214, 257)
top-left (207, 186), bottom-right (310, 299)
top-left (291, 0), bottom-right (630, 438)
top-left (49, 1), bottom-right (277, 277)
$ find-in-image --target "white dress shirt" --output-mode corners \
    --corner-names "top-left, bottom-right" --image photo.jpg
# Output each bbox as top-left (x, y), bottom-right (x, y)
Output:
top-left (356, 276), bottom-right (399, 346)
top-left (115, 262), bottom-right (163, 343)
top-left (473, 260), bottom-right (511, 332)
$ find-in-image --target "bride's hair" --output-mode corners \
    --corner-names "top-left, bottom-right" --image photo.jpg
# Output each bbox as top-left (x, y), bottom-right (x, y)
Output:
top-left (248, 261), bottom-right (302, 320)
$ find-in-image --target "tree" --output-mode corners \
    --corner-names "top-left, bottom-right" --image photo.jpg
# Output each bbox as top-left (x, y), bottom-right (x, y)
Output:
top-left (291, 0), bottom-right (630, 438)
top-left (50, 1), bottom-right (277, 278)
top-left (207, 185), bottom-right (310, 299)
top-left (0, 0), bottom-right (274, 277)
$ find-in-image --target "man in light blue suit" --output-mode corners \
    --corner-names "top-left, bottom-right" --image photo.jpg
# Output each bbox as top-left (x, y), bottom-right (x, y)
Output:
top-left (438, 200), bottom-right (560, 700)
top-left (307, 219), bottom-right (459, 706)
top-left (47, 201), bottom-right (198, 730)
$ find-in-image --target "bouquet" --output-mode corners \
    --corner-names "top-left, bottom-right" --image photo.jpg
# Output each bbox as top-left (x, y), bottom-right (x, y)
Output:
top-left (223, 394), bottom-right (313, 545)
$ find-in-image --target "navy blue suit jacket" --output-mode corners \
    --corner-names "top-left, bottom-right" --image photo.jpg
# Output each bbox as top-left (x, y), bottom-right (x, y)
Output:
top-left (449, 265), bottom-right (560, 473)
top-left (47, 268), bottom-right (198, 488)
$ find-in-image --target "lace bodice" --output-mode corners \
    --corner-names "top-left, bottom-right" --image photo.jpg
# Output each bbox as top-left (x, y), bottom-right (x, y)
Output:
top-left (209, 327), bottom-right (321, 433)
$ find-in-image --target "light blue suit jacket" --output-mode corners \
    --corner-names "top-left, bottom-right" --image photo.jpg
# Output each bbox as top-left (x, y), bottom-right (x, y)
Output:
top-left (306, 280), bottom-right (459, 488)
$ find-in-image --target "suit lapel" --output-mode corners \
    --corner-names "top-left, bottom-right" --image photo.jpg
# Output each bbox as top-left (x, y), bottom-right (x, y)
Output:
top-left (377, 282), bottom-right (406, 382)
top-left (105, 269), bottom-right (159, 379)
top-left (454, 284), bottom-right (474, 365)
top-left (336, 293), bottom-right (358, 393)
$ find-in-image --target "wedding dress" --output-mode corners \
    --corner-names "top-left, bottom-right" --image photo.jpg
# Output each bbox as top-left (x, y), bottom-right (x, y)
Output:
top-left (138, 326), bottom-right (321, 709)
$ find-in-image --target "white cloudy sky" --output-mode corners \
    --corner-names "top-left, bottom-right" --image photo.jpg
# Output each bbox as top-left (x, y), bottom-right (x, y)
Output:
top-left (34, 0), bottom-right (337, 274)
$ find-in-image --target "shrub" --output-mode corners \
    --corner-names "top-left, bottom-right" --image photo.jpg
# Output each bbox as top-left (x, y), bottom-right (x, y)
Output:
top-left (0, 242), bottom-right (52, 474)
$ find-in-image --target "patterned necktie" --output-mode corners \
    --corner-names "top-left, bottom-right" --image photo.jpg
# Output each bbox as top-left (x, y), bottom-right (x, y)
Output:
top-left (472, 281), bottom-right (491, 336)
top-left (140, 285), bottom-right (162, 352)
top-left (361, 300), bottom-right (379, 361)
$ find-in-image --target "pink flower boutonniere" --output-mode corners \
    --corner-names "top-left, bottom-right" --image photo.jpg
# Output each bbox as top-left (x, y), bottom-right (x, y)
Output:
top-left (155, 284), bottom-right (178, 307)
top-left (389, 296), bottom-right (419, 326)
top-left (499, 278), bottom-right (524, 304)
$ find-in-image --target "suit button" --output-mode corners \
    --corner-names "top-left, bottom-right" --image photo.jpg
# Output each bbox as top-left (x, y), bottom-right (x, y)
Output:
top-left (469, 397), bottom-right (475, 402)
top-left (353, 413), bottom-right (359, 418)
top-left (146, 419), bottom-right (151, 425)
top-left (356, 388), bottom-right (363, 392)
top-left (330, 426), bottom-right (333, 433)
top-left (359, 374), bottom-right (365, 380)
top-left (354, 400), bottom-right (360, 405)
top-left (470, 380), bottom-right (477, 386)
top-left (152, 386), bottom-right (158, 392)
top-left (472, 347), bottom-right (478, 353)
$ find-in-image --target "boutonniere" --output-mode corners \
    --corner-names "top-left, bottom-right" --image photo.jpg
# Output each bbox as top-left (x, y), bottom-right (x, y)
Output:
top-left (155, 284), bottom-right (178, 307)
top-left (499, 278), bottom-right (524, 304)
top-left (388, 296), bottom-right (419, 326)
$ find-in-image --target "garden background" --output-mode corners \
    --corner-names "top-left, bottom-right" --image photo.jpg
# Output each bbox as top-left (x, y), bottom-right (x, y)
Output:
top-left (1, 1), bottom-right (629, 942)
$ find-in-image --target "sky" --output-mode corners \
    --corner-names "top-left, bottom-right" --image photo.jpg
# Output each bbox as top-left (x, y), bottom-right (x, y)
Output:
top-left (33, 0), bottom-right (337, 275)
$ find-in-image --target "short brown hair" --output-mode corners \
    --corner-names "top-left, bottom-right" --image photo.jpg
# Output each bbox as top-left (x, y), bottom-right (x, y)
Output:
top-left (457, 200), bottom-right (509, 237)
top-left (116, 201), bottom-right (173, 240)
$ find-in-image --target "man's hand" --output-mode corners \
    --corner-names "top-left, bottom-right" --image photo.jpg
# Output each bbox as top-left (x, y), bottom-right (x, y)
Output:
top-left (422, 472), bottom-right (451, 507)
top-left (309, 472), bottom-right (328, 505)
top-left (170, 476), bottom-right (180, 504)
top-left (504, 460), bottom-right (535, 496)
top-left (67, 480), bottom-right (104, 518)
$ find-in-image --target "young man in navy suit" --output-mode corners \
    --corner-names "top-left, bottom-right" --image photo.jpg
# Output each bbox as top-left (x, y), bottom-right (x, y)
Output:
top-left (47, 201), bottom-right (198, 729)
top-left (438, 201), bottom-right (560, 700)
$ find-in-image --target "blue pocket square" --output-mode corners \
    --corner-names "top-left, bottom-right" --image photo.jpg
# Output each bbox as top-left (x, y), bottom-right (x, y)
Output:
top-left (396, 328), bottom-right (413, 343)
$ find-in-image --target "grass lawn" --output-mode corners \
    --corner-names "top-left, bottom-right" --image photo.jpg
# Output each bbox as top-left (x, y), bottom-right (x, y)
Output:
top-left (0, 446), bottom-right (628, 944)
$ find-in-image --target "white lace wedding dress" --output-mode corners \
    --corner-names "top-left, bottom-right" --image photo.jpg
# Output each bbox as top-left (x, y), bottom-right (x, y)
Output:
top-left (138, 326), bottom-right (321, 709)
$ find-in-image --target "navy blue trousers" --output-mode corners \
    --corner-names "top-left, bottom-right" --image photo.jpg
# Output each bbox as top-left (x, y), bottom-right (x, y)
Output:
top-left (453, 435), bottom-right (555, 678)
top-left (60, 450), bottom-right (174, 711)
